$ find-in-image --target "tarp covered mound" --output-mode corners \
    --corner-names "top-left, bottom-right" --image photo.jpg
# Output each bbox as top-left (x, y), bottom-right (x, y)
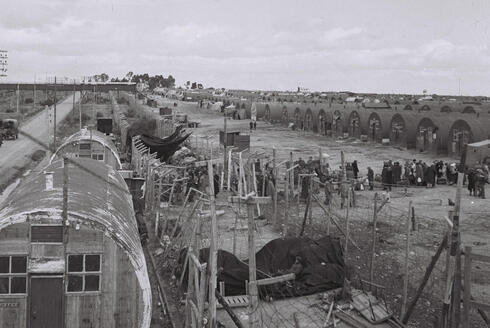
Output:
top-left (138, 126), bottom-right (192, 162)
top-left (181, 236), bottom-right (345, 299)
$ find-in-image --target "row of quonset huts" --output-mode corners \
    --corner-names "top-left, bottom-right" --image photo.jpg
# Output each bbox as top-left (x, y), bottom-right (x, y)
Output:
top-left (0, 101), bottom-right (151, 328)
top-left (238, 101), bottom-right (490, 159)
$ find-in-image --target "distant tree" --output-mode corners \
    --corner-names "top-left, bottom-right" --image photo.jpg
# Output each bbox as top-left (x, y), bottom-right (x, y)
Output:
top-left (197, 83), bottom-right (203, 89)
top-left (125, 71), bottom-right (134, 81)
top-left (191, 82), bottom-right (197, 89)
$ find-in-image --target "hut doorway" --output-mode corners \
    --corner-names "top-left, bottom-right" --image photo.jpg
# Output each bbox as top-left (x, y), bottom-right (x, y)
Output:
top-left (294, 109), bottom-right (302, 129)
top-left (282, 109), bottom-right (289, 126)
top-left (333, 111), bottom-right (342, 137)
top-left (369, 118), bottom-right (381, 142)
top-left (418, 126), bottom-right (432, 151)
top-left (319, 115), bottom-right (326, 135)
top-left (304, 110), bottom-right (313, 131)
top-left (349, 112), bottom-right (360, 139)
top-left (30, 276), bottom-right (63, 328)
top-left (392, 122), bottom-right (403, 144)
top-left (452, 129), bottom-right (471, 157)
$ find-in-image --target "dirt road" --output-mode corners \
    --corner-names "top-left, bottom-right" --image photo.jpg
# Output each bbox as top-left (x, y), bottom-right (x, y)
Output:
top-left (0, 93), bottom-right (80, 188)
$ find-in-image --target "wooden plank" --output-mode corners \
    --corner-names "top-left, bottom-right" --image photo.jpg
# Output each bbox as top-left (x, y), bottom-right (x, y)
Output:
top-left (256, 273), bottom-right (295, 286)
top-left (228, 196), bottom-right (271, 205)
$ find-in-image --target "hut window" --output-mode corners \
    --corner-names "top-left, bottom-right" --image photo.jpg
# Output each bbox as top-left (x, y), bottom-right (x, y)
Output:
top-left (79, 143), bottom-right (91, 150)
top-left (0, 256), bottom-right (27, 294)
top-left (91, 153), bottom-right (104, 161)
top-left (67, 254), bottom-right (101, 293)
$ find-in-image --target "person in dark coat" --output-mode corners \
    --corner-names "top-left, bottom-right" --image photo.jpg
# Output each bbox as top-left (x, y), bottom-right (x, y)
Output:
top-left (426, 163), bottom-right (436, 188)
top-left (367, 167), bottom-right (374, 190)
top-left (352, 160), bottom-right (359, 179)
top-left (467, 169), bottom-right (476, 196)
top-left (392, 162), bottom-right (402, 185)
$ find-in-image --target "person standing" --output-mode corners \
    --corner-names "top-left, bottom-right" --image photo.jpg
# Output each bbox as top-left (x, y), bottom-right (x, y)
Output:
top-left (352, 160), bottom-right (359, 179)
top-left (367, 166), bottom-right (374, 190)
top-left (324, 179), bottom-right (333, 206)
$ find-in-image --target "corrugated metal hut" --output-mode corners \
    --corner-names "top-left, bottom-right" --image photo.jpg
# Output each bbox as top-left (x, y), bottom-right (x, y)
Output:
top-left (50, 129), bottom-right (122, 170)
top-left (448, 117), bottom-right (490, 157)
top-left (0, 158), bottom-right (151, 328)
top-left (363, 110), bottom-right (394, 143)
top-left (281, 105), bottom-right (290, 126)
top-left (389, 112), bottom-right (419, 149)
top-left (347, 109), bottom-right (361, 139)
top-left (264, 103), bottom-right (283, 123)
top-left (303, 107), bottom-right (315, 132)
top-left (317, 108), bottom-right (333, 136)
top-left (415, 113), bottom-right (453, 154)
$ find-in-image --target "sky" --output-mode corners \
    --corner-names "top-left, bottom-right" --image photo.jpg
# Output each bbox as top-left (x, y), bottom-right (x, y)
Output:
top-left (1, 0), bottom-right (490, 95)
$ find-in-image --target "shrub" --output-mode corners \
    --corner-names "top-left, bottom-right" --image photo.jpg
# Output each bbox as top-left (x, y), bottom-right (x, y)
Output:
top-left (25, 98), bottom-right (34, 104)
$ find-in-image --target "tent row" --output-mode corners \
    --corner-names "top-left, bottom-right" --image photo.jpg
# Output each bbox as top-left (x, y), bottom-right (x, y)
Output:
top-left (257, 102), bottom-right (490, 158)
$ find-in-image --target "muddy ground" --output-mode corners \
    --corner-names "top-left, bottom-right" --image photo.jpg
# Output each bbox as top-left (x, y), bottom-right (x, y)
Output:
top-left (147, 97), bottom-right (489, 327)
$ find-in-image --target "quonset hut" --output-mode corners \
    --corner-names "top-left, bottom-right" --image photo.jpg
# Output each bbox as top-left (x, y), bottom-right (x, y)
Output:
top-left (389, 112), bottom-right (419, 149)
top-left (448, 117), bottom-right (490, 157)
top-left (415, 114), bottom-right (452, 155)
top-left (0, 159), bottom-right (151, 328)
top-left (50, 129), bottom-right (122, 170)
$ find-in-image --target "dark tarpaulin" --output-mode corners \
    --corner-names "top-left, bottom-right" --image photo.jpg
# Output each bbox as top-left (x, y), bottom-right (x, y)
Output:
top-left (179, 236), bottom-right (345, 299)
top-left (138, 128), bottom-right (191, 162)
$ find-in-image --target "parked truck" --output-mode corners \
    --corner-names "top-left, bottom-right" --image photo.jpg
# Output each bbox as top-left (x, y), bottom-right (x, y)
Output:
top-left (0, 119), bottom-right (19, 140)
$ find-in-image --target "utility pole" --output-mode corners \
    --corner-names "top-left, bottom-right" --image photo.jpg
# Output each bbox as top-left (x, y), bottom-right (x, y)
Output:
top-left (79, 91), bottom-right (82, 130)
top-left (223, 108), bottom-right (228, 186)
top-left (33, 74), bottom-right (36, 113)
top-left (16, 83), bottom-right (19, 115)
top-left (53, 76), bottom-right (57, 151)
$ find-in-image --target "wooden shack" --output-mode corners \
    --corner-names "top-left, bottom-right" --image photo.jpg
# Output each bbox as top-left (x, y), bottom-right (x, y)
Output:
top-left (466, 140), bottom-right (490, 166)
top-left (50, 129), bottom-right (122, 170)
top-left (219, 130), bottom-right (250, 152)
top-left (0, 158), bottom-right (151, 328)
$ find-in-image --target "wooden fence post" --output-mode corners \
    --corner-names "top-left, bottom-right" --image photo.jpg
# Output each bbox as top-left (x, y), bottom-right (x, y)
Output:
top-left (462, 246), bottom-right (472, 328)
top-left (401, 200), bottom-right (412, 316)
top-left (207, 160), bottom-right (218, 328)
top-left (370, 193), bottom-right (378, 285)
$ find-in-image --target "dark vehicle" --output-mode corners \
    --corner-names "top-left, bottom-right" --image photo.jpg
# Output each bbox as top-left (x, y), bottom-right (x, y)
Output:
top-left (0, 119), bottom-right (19, 140)
top-left (97, 118), bottom-right (113, 135)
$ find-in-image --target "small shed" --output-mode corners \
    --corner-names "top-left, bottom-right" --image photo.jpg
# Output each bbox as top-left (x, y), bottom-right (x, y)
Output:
top-left (96, 118), bottom-right (113, 135)
top-left (219, 130), bottom-right (250, 152)
top-left (466, 140), bottom-right (490, 166)
top-left (0, 158), bottom-right (151, 328)
top-left (50, 129), bottom-right (122, 170)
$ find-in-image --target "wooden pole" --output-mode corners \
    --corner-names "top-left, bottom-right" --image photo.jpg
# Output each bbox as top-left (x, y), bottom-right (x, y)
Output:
top-left (207, 160), bottom-right (218, 328)
top-left (462, 246), bottom-right (472, 328)
top-left (284, 161), bottom-right (290, 235)
top-left (227, 149), bottom-right (232, 190)
top-left (401, 235), bottom-right (448, 324)
top-left (238, 152), bottom-right (243, 197)
top-left (370, 193), bottom-right (378, 285)
top-left (451, 172), bottom-right (464, 328)
top-left (16, 83), bottom-right (19, 116)
top-left (247, 198), bottom-right (259, 328)
top-left (442, 210), bottom-right (454, 327)
top-left (62, 157), bottom-right (69, 225)
top-left (345, 188), bottom-right (350, 255)
top-left (223, 110), bottom-right (228, 179)
top-left (341, 150), bottom-right (346, 181)
top-left (252, 162), bottom-right (260, 216)
top-left (272, 148), bottom-right (278, 226)
top-left (53, 77), bottom-right (57, 151)
top-left (79, 91), bottom-right (82, 130)
top-left (401, 200), bottom-right (412, 316)
top-left (215, 289), bottom-right (245, 328)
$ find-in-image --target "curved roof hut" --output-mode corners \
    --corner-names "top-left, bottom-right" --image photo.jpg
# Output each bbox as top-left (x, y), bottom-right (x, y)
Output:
top-left (448, 117), bottom-right (490, 157)
top-left (347, 110), bottom-right (362, 139)
top-left (403, 104), bottom-right (414, 111)
top-left (316, 108), bottom-right (333, 136)
top-left (363, 110), bottom-right (394, 143)
top-left (303, 107), bottom-right (315, 132)
top-left (389, 112), bottom-right (419, 149)
top-left (440, 105), bottom-right (453, 113)
top-left (0, 158), bottom-right (151, 328)
top-left (50, 129), bottom-right (122, 170)
top-left (415, 113), bottom-right (454, 154)
top-left (264, 103), bottom-right (283, 123)
top-left (281, 105), bottom-right (290, 126)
